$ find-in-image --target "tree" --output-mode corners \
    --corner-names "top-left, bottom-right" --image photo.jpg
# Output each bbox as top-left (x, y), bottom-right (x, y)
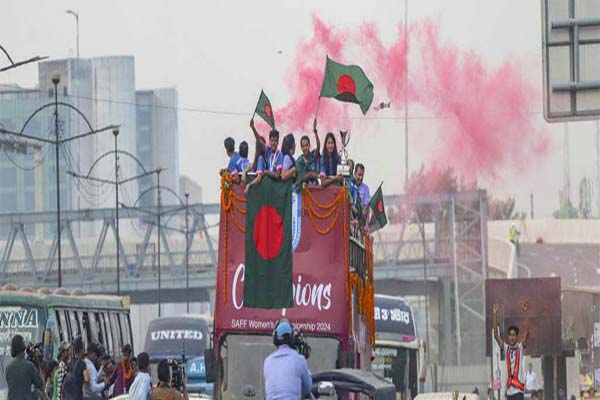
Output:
top-left (488, 197), bottom-right (527, 220)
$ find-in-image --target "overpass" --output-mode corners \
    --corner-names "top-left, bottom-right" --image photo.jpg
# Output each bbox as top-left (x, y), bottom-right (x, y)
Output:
top-left (0, 190), bottom-right (490, 365)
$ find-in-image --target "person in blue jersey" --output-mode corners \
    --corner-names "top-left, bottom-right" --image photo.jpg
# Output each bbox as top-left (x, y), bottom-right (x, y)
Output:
top-left (221, 136), bottom-right (241, 184)
top-left (237, 141), bottom-right (251, 173)
top-left (244, 137), bottom-right (267, 194)
top-left (296, 119), bottom-right (321, 185)
top-left (250, 118), bottom-right (283, 179)
top-left (281, 134), bottom-right (297, 182)
top-left (320, 132), bottom-right (343, 187)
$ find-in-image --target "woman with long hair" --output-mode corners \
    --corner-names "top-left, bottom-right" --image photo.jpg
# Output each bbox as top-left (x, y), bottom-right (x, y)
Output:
top-left (244, 137), bottom-right (267, 193)
top-left (320, 132), bottom-right (343, 187)
top-left (281, 133), bottom-right (296, 182)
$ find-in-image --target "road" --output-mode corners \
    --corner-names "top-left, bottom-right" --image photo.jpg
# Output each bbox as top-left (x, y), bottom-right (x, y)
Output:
top-left (518, 243), bottom-right (600, 286)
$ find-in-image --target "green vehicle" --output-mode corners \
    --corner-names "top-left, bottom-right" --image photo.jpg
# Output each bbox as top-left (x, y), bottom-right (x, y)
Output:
top-left (0, 285), bottom-right (133, 400)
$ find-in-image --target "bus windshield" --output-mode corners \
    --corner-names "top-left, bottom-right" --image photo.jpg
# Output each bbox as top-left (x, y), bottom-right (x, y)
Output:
top-left (219, 335), bottom-right (340, 400)
top-left (144, 317), bottom-right (208, 360)
top-left (0, 305), bottom-right (46, 396)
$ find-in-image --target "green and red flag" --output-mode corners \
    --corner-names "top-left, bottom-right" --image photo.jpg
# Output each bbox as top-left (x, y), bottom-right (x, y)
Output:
top-left (319, 56), bottom-right (374, 115)
top-left (254, 90), bottom-right (275, 129)
top-left (244, 176), bottom-right (293, 308)
top-left (368, 183), bottom-right (388, 233)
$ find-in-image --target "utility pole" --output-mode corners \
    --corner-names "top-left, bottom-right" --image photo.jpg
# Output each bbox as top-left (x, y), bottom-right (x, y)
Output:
top-left (185, 192), bottom-right (190, 314)
top-left (157, 168), bottom-right (162, 317)
top-left (404, 0), bottom-right (409, 185)
top-left (596, 120), bottom-right (600, 217)
top-left (114, 129), bottom-right (120, 294)
top-left (52, 73), bottom-right (63, 287)
top-left (563, 122), bottom-right (571, 207)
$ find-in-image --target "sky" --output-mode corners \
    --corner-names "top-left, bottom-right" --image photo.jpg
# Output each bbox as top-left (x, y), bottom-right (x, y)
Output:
top-left (2, 0), bottom-right (598, 218)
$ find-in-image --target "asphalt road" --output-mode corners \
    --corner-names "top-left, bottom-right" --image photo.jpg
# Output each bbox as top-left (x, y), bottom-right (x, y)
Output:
top-left (518, 243), bottom-right (600, 286)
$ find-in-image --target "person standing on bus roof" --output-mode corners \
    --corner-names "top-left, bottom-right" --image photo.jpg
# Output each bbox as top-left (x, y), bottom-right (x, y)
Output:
top-left (264, 320), bottom-right (312, 400)
top-left (129, 352), bottom-right (152, 400)
top-left (5, 334), bottom-right (44, 400)
top-left (493, 302), bottom-right (529, 400)
top-left (112, 344), bottom-right (135, 396)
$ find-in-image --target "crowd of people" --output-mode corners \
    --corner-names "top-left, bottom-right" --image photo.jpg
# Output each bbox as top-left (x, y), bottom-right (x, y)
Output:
top-left (221, 118), bottom-right (373, 221)
top-left (5, 334), bottom-right (187, 400)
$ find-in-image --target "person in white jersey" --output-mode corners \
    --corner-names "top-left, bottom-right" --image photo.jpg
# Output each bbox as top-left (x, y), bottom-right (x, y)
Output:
top-left (493, 302), bottom-right (530, 400)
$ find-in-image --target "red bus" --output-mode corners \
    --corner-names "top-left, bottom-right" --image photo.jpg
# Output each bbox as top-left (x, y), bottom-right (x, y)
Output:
top-left (205, 183), bottom-right (375, 400)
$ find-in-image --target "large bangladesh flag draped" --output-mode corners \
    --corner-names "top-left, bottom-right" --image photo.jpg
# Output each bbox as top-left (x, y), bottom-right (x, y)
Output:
top-left (320, 56), bottom-right (374, 115)
top-left (244, 177), bottom-right (293, 308)
top-left (254, 90), bottom-right (275, 129)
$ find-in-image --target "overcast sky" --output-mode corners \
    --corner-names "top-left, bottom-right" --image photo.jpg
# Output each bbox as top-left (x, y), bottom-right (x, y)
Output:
top-left (2, 0), bottom-right (597, 218)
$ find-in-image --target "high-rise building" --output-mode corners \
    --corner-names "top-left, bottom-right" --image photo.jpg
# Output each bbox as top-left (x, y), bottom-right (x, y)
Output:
top-left (136, 87), bottom-right (179, 207)
top-left (37, 56), bottom-right (139, 237)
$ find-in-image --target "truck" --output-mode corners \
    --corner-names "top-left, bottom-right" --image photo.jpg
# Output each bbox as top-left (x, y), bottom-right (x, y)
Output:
top-left (205, 183), bottom-right (376, 400)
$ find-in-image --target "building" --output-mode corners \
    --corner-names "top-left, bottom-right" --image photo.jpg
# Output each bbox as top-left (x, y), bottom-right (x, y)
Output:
top-left (0, 56), bottom-right (180, 240)
top-left (179, 175), bottom-right (203, 204)
top-left (136, 87), bottom-right (179, 207)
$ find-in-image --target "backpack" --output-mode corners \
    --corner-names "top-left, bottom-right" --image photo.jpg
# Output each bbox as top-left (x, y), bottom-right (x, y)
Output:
top-left (62, 359), bottom-right (84, 400)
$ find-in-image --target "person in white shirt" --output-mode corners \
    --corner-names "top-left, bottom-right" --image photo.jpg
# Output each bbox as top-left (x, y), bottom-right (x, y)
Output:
top-left (493, 302), bottom-right (530, 400)
top-left (129, 352), bottom-right (152, 400)
top-left (525, 363), bottom-right (538, 396)
top-left (83, 343), bottom-right (110, 400)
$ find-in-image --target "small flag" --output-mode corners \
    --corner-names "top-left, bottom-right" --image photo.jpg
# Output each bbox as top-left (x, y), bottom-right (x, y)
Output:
top-left (254, 90), bottom-right (275, 129)
top-left (244, 177), bottom-right (293, 308)
top-left (319, 57), bottom-right (374, 115)
top-left (369, 184), bottom-right (388, 233)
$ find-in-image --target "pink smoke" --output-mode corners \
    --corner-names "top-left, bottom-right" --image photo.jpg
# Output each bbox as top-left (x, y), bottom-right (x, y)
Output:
top-left (275, 15), bottom-right (548, 184)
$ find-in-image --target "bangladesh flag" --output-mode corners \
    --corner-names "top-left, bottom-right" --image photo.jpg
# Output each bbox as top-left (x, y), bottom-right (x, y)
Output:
top-left (369, 184), bottom-right (388, 233)
top-left (244, 177), bottom-right (293, 308)
top-left (254, 90), bottom-right (275, 129)
top-left (319, 57), bottom-right (374, 115)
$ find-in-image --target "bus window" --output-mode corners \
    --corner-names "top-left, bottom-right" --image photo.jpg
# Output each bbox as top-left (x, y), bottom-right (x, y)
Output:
top-left (81, 312), bottom-right (93, 345)
top-left (55, 310), bottom-right (65, 342)
top-left (67, 310), bottom-right (80, 340)
top-left (91, 313), bottom-right (104, 347)
top-left (101, 313), bottom-right (114, 357)
top-left (110, 313), bottom-right (123, 352)
top-left (75, 311), bottom-right (86, 346)
top-left (119, 313), bottom-right (132, 348)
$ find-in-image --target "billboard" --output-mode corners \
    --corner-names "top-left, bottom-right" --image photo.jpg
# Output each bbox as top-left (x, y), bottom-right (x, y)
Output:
top-left (542, 0), bottom-right (600, 121)
top-left (485, 277), bottom-right (561, 357)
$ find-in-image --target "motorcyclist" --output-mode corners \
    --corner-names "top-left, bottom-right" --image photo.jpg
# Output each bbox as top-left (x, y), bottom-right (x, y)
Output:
top-left (263, 319), bottom-right (312, 400)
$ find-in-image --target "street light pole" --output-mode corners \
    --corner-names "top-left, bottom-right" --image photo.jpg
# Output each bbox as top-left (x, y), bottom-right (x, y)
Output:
top-left (65, 10), bottom-right (79, 58)
top-left (113, 128), bottom-right (120, 295)
top-left (52, 73), bottom-right (62, 288)
top-left (185, 192), bottom-right (190, 313)
top-left (157, 168), bottom-right (162, 317)
top-left (404, 0), bottom-right (409, 185)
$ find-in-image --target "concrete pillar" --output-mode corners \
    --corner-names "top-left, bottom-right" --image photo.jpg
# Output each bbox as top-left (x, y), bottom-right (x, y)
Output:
top-left (441, 278), bottom-right (454, 364)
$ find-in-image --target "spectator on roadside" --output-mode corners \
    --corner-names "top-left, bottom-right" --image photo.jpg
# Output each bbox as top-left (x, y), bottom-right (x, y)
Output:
top-left (45, 359), bottom-right (59, 400)
top-left (83, 342), bottom-right (109, 400)
top-left (100, 356), bottom-right (115, 399)
top-left (112, 344), bottom-right (135, 396)
top-left (5, 334), bottom-right (44, 400)
top-left (54, 342), bottom-right (71, 400)
top-left (129, 352), bottom-right (152, 400)
top-left (151, 359), bottom-right (187, 400)
top-left (62, 338), bottom-right (87, 400)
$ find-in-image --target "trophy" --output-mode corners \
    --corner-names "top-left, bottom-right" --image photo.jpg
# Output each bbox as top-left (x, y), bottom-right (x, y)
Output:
top-left (338, 130), bottom-right (351, 177)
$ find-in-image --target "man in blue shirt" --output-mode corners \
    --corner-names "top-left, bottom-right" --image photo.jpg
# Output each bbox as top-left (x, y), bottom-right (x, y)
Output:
top-left (264, 320), bottom-right (312, 400)
top-left (222, 137), bottom-right (241, 184)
